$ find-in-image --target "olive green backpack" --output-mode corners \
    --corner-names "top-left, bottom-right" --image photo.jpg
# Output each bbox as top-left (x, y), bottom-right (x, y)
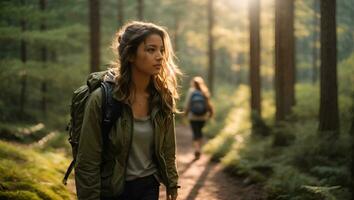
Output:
top-left (62, 71), bottom-right (122, 185)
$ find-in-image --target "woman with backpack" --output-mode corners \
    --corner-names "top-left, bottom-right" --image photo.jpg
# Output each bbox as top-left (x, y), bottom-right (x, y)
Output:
top-left (75, 21), bottom-right (180, 200)
top-left (184, 76), bottom-right (214, 160)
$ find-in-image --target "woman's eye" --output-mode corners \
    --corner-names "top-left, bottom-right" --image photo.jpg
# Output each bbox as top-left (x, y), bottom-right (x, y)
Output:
top-left (147, 48), bottom-right (155, 53)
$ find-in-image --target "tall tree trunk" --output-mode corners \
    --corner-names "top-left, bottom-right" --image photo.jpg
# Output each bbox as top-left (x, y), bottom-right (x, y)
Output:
top-left (249, 0), bottom-right (261, 116)
top-left (137, 0), bottom-right (143, 21)
top-left (40, 0), bottom-right (47, 116)
top-left (20, 0), bottom-right (27, 120)
top-left (275, 0), bottom-right (295, 121)
top-left (318, 0), bottom-right (339, 136)
top-left (89, 0), bottom-right (100, 72)
top-left (117, 0), bottom-right (124, 27)
top-left (207, 0), bottom-right (215, 95)
top-left (173, 12), bottom-right (180, 53)
top-left (312, 0), bottom-right (319, 84)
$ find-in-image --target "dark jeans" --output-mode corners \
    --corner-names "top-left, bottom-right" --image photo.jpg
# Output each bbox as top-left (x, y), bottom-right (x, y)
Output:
top-left (190, 120), bottom-right (206, 140)
top-left (101, 175), bottom-right (160, 200)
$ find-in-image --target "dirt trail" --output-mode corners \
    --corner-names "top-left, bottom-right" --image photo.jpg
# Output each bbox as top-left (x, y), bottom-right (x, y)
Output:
top-left (159, 125), bottom-right (265, 200)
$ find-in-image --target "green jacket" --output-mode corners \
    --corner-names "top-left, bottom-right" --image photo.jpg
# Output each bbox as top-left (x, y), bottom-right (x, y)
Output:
top-left (75, 88), bottom-right (179, 200)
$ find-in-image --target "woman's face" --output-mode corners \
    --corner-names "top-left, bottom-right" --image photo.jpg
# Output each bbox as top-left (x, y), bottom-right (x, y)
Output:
top-left (130, 33), bottom-right (164, 77)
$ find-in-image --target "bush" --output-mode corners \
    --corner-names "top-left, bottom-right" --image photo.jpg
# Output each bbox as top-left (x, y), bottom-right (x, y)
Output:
top-left (272, 123), bottom-right (296, 147)
top-left (266, 165), bottom-right (318, 200)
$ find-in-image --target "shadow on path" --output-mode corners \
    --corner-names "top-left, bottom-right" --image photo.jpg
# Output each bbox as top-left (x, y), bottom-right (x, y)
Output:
top-left (178, 158), bottom-right (197, 176)
top-left (184, 159), bottom-right (214, 200)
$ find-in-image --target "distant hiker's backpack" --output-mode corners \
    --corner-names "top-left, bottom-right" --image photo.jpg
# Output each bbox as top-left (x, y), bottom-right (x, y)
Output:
top-left (62, 71), bottom-right (122, 185)
top-left (189, 90), bottom-right (208, 116)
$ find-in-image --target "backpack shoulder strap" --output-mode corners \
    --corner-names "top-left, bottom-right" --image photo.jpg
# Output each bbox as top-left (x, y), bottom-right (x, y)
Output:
top-left (100, 82), bottom-right (122, 147)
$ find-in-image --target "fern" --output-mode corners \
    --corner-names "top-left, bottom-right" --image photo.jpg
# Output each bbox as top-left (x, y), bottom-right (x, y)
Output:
top-left (302, 185), bottom-right (341, 200)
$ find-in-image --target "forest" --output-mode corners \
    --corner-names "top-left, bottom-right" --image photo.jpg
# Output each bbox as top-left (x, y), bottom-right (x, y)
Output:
top-left (0, 0), bottom-right (353, 199)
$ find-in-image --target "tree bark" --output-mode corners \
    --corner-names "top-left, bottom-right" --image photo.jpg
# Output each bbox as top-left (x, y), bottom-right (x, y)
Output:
top-left (249, 0), bottom-right (261, 116)
top-left (137, 0), bottom-right (143, 21)
top-left (117, 0), bottom-right (124, 27)
top-left (40, 0), bottom-right (47, 116)
top-left (20, 0), bottom-right (27, 119)
top-left (89, 0), bottom-right (100, 72)
top-left (207, 0), bottom-right (215, 95)
top-left (275, 0), bottom-right (295, 121)
top-left (318, 0), bottom-right (339, 135)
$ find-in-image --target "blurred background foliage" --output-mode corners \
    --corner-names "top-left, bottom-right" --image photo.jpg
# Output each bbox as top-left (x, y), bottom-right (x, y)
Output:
top-left (0, 0), bottom-right (353, 126)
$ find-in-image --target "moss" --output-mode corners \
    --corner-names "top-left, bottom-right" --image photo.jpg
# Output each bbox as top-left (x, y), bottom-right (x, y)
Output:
top-left (0, 191), bottom-right (41, 200)
top-left (0, 141), bottom-right (27, 162)
top-left (0, 140), bottom-right (73, 199)
top-left (49, 185), bottom-right (72, 200)
top-left (0, 160), bottom-right (28, 182)
top-left (0, 182), bottom-right (63, 200)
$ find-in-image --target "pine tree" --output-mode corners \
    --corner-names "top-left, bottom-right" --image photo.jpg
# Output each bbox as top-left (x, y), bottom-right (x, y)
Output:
top-left (318, 0), bottom-right (339, 136)
top-left (275, 0), bottom-right (295, 121)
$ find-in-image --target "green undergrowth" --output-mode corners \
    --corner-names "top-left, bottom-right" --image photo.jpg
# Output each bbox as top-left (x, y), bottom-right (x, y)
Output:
top-left (204, 85), bottom-right (251, 161)
top-left (204, 82), bottom-right (352, 200)
top-left (0, 122), bottom-right (49, 144)
top-left (0, 121), bottom-right (71, 153)
top-left (0, 140), bottom-right (73, 199)
top-left (204, 84), bottom-right (240, 138)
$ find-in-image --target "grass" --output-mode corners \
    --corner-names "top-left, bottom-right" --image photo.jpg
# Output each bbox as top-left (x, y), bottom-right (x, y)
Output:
top-left (203, 85), bottom-right (251, 161)
top-left (0, 140), bottom-right (73, 200)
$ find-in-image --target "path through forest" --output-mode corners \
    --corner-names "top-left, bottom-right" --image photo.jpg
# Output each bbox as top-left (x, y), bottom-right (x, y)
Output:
top-left (159, 125), bottom-right (265, 200)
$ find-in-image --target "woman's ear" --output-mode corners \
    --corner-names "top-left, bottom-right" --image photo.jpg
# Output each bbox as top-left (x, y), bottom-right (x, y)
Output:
top-left (128, 55), bottom-right (135, 63)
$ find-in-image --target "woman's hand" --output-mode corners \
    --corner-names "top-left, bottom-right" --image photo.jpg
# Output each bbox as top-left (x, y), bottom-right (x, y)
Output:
top-left (167, 192), bottom-right (178, 200)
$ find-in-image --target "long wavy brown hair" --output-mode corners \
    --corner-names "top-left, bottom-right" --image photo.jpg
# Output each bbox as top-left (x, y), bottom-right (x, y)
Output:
top-left (110, 21), bottom-right (181, 113)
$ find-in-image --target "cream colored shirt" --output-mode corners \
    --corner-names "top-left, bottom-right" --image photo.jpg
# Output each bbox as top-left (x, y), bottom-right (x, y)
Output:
top-left (126, 116), bottom-right (157, 181)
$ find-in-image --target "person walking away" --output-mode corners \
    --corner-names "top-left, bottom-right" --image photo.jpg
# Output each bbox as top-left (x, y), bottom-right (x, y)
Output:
top-left (184, 76), bottom-right (214, 160)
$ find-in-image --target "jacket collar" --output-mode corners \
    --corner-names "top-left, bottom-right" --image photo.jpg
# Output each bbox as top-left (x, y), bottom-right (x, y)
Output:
top-left (150, 88), bottom-right (162, 119)
top-left (112, 86), bottom-right (162, 120)
top-left (149, 90), bottom-right (161, 119)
